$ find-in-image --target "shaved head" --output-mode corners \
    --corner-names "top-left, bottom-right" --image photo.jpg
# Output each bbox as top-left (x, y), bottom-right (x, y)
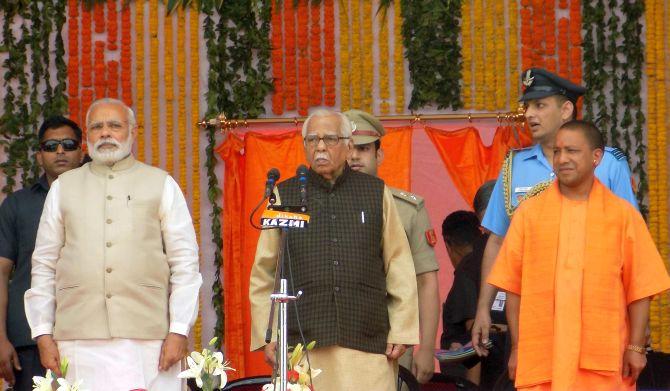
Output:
top-left (558, 120), bottom-right (605, 151)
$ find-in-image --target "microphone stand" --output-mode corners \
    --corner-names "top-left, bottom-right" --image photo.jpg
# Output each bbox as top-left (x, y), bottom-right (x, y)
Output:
top-left (264, 204), bottom-right (304, 391)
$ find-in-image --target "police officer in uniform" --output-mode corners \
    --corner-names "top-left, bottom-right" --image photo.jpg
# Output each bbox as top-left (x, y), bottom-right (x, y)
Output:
top-left (345, 109), bottom-right (440, 384)
top-left (471, 68), bottom-right (639, 356)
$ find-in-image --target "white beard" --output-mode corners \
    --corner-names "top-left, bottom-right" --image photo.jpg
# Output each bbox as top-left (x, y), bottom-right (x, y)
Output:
top-left (87, 136), bottom-right (133, 166)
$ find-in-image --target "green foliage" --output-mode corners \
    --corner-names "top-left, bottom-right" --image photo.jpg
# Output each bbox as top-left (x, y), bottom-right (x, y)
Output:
top-left (203, 0), bottom-right (272, 347)
top-left (400, 0), bottom-right (463, 110)
top-left (582, 0), bottom-right (647, 215)
top-left (0, 1), bottom-right (68, 194)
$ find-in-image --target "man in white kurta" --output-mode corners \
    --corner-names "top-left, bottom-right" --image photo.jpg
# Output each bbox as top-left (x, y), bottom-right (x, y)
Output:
top-left (24, 98), bottom-right (202, 390)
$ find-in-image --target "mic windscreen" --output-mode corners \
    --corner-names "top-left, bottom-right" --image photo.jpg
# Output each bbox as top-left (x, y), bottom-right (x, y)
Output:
top-left (268, 168), bottom-right (280, 181)
top-left (296, 165), bottom-right (308, 179)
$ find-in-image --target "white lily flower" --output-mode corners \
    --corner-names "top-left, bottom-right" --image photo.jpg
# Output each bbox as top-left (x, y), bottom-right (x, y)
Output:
top-left (177, 355), bottom-right (206, 388)
top-left (56, 377), bottom-right (87, 391)
top-left (32, 370), bottom-right (54, 391)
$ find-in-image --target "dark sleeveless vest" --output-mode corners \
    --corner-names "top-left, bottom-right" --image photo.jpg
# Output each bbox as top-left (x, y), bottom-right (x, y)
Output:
top-left (277, 165), bottom-right (389, 354)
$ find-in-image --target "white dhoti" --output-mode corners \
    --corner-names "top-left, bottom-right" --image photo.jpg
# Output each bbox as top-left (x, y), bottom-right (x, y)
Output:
top-left (57, 338), bottom-right (182, 391)
top-left (306, 345), bottom-right (397, 391)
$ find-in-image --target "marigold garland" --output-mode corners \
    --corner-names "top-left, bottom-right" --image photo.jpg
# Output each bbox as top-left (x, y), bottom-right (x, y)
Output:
top-left (135, 0), bottom-right (146, 162)
top-left (645, 0), bottom-right (670, 353)
top-left (472, 0), bottom-right (484, 110)
top-left (94, 41), bottom-right (106, 98)
top-left (543, 0), bottom-right (556, 73)
top-left (177, 7), bottom-right (187, 189)
top-left (653, 0), bottom-right (669, 352)
top-left (165, 10), bottom-right (174, 173)
top-left (309, 1), bottom-right (322, 107)
top-left (67, 0), bottom-right (80, 123)
top-left (339, 0), bottom-right (351, 110)
top-left (568, 0), bottom-right (581, 88)
top-left (482, 0), bottom-right (495, 111)
top-left (80, 5), bottom-right (93, 128)
top-left (296, 0), bottom-right (309, 116)
top-left (494, 1), bottom-right (506, 108)
top-left (270, 0), bottom-right (283, 114)
top-left (284, 0), bottom-right (297, 111)
top-left (149, 0), bottom-right (159, 167)
top-left (189, 6), bottom-right (203, 352)
top-left (460, 0), bottom-right (472, 109)
top-left (323, 0), bottom-right (336, 106)
top-left (557, 17), bottom-right (569, 78)
top-left (530, 0), bottom-right (544, 68)
top-left (350, 0), bottom-right (362, 110)
top-left (94, 1), bottom-right (104, 34)
top-left (508, 0), bottom-right (519, 100)
top-left (361, 0), bottom-right (373, 112)
top-left (378, 7), bottom-right (390, 114)
top-left (392, 0), bottom-right (404, 113)
top-left (520, 5), bottom-right (532, 70)
top-left (107, 60), bottom-right (119, 99)
top-left (107, 0), bottom-right (117, 51)
top-left (645, 0), bottom-right (660, 348)
top-left (120, 3), bottom-right (132, 106)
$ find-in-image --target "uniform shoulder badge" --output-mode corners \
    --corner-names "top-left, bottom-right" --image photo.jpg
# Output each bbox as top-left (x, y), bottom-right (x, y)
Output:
top-left (390, 187), bottom-right (423, 207)
top-left (607, 147), bottom-right (627, 161)
top-left (425, 229), bottom-right (437, 247)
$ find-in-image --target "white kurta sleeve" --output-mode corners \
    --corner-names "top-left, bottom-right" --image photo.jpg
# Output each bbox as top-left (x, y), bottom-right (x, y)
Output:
top-left (159, 176), bottom-right (203, 336)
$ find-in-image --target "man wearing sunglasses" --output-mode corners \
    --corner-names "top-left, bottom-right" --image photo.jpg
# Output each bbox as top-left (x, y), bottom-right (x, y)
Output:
top-left (0, 116), bottom-right (83, 390)
top-left (250, 109), bottom-right (418, 390)
top-left (24, 98), bottom-right (202, 390)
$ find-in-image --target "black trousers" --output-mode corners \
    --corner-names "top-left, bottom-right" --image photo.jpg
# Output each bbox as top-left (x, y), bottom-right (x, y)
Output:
top-left (10, 345), bottom-right (45, 391)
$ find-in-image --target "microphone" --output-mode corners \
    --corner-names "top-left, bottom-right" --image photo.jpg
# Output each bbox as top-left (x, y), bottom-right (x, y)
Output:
top-left (297, 165), bottom-right (308, 210)
top-left (263, 168), bottom-right (280, 199)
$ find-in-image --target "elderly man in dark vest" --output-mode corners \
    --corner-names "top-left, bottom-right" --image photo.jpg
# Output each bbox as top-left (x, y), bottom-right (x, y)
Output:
top-left (250, 109), bottom-right (419, 390)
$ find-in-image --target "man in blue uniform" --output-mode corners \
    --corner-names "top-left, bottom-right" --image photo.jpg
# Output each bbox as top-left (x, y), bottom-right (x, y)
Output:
top-left (471, 68), bottom-right (638, 356)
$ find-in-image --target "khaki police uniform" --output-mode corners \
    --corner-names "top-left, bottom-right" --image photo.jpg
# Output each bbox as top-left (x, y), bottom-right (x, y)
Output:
top-left (345, 109), bottom-right (440, 379)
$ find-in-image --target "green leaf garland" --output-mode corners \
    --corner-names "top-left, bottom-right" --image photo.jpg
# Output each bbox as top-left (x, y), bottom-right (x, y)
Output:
top-left (400, 0), bottom-right (463, 110)
top-left (582, 0), bottom-right (647, 214)
top-left (0, 2), bottom-right (66, 194)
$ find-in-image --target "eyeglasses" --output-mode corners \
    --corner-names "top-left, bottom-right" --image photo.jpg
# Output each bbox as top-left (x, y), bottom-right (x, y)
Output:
top-left (40, 139), bottom-right (80, 152)
top-left (304, 134), bottom-right (349, 147)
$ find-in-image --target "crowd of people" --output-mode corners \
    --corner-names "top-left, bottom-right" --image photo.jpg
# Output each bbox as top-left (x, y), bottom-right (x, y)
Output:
top-left (0, 68), bottom-right (669, 391)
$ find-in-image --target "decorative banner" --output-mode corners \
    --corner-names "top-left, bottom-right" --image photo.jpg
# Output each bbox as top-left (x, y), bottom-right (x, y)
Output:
top-left (425, 125), bottom-right (533, 206)
top-left (217, 126), bottom-right (412, 378)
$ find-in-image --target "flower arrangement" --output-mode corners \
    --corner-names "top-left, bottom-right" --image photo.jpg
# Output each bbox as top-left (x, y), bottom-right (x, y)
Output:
top-left (263, 342), bottom-right (321, 391)
top-left (179, 337), bottom-right (235, 391)
top-left (32, 358), bottom-right (87, 391)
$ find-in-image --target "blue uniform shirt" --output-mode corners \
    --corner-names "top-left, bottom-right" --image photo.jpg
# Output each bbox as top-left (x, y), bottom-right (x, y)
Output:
top-left (482, 143), bottom-right (638, 237)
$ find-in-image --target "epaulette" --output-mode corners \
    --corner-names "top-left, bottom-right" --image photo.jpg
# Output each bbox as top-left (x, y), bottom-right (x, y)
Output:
top-left (608, 147), bottom-right (627, 161)
top-left (390, 187), bottom-right (423, 208)
top-left (513, 145), bottom-right (534, 152)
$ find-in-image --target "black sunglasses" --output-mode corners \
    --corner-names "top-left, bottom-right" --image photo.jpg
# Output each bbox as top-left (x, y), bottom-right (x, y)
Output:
top-left (40, 139), bottom-right (80, 152)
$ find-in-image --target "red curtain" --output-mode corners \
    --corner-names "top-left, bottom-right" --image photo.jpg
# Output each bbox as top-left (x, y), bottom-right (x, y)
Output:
top-left (216, 127), bottom-right (412, 378)
top-left (425, 125), bottom-right (532, 207)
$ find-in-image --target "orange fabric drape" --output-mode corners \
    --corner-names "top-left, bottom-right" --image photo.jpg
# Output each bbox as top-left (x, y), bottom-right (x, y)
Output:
top-left (216, 127), bottom-right (412, 378)
top-left (425, 125), bottom-right (532, 207)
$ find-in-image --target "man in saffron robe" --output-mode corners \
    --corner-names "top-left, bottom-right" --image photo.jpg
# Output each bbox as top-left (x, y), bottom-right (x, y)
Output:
top-left (487, 120), bottom-right (670, 390)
